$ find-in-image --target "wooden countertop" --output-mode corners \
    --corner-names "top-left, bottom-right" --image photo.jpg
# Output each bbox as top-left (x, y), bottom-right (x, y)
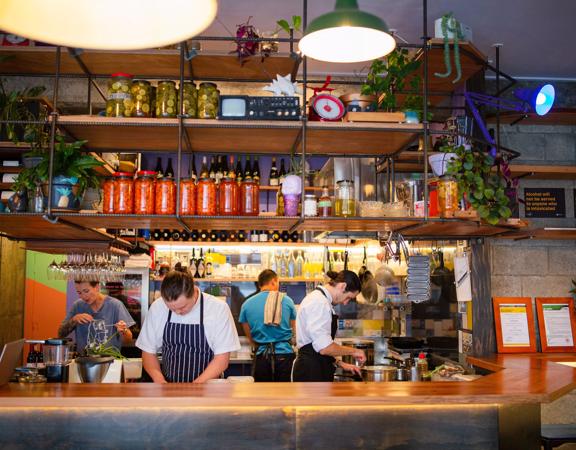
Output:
top-left (0, 353), bottom-right (575, 408)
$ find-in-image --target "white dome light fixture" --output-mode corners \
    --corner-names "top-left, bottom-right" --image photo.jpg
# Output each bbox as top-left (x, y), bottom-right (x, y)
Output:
top-left (0, 0), bottom-right (218, 50)
top-left (298, 0), bottom-right (396, 63)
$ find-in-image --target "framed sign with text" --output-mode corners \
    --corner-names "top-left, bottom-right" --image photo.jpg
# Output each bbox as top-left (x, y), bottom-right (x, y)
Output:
top-left (524, 188), bottom-right (566, 218)
top-left (493, 297), bottom-right (537, 353)
top-left (536, 297), bottom-right (576, 352)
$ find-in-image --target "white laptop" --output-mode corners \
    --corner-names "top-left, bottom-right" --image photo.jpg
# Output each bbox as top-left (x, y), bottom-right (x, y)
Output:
top-left (0, 339), bottom-right (25, 386)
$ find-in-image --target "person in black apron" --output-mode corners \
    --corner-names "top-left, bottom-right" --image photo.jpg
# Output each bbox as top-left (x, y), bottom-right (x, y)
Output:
top-left (138, 271), bottom-right (240, 383)
top-left (292, 270), bottom-right (366, 382)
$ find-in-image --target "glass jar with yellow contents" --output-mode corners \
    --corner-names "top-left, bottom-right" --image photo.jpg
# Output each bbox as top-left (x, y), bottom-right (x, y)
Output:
top-left (155, 80), bottom-right (178, 118)
top-left (106, 73), bottom-right (133, 117)
top-left (197, 82), bottom-right (219, 119)
top-left (437, 176), bottom-right (459, 218)
top-left (180, 81), bottom-right (198, 118)
top-left (130, 79), bottom-right (152, 117)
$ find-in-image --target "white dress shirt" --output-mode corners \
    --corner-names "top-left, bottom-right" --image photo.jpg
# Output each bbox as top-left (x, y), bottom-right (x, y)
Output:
top-left (296, 286), bottom-right (336, 353)
top-left (136, 292), bottom-right (240, 355)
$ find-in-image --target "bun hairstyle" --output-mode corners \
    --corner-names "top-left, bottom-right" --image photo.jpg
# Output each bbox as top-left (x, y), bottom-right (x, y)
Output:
top-left (326, 270), bottom-right (361, 293)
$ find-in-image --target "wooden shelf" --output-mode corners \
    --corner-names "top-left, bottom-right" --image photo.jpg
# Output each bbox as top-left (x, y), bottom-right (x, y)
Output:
top-left (500, 228), bottom-right (576, 240)
top-left (0, 167), bottom-right (22, 174)
top-left (487, 108), bottom-right (576, 126)
top-left (296, 217), bottom-right (418, 232)
top-left (56, 115), bottom-right (421, 155)
top-left (0, 48), bottom-right (300, 82)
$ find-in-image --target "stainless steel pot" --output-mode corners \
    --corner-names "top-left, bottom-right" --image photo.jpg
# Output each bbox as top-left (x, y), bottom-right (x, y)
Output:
top-left (340, 339), bottom-right (374, 367)
top-left (395, 367), bottom-right (411, 381)
top-left (361, 365), bottom-right (397, 382)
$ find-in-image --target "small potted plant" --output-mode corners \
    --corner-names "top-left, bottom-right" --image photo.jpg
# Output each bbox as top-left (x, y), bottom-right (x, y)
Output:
top-left (429, 138), bottom-right (458, 177)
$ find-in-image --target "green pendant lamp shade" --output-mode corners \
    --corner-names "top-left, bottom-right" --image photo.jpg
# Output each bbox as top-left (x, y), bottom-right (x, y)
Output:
top-left (299, 0), bottom-right (396, 63)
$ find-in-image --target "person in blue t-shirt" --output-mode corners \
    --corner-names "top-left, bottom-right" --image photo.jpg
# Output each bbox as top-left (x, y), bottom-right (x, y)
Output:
top-left (58, 280), bottom-right (135, 353)
top-left (239, 270), bottom-right (297, 382)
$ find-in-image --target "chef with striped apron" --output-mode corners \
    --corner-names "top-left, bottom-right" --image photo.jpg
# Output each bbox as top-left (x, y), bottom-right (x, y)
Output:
top-left (292, 271), bottom-right (366, 382)
top-left (137, 271), bottom-right (240, 383)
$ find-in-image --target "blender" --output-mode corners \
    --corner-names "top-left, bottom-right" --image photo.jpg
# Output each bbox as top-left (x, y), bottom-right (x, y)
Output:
top-left (42, 338), bottom-right (72, 383)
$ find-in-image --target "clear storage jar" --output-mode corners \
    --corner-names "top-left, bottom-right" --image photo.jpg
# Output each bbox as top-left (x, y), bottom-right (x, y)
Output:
top-left (155, 80), bottom-right (178, 118)
top-left (102, 177), bottom-right (115, 214)
top-left (106, 73), bottom-right (133, 117)
top-left (218, 177), bottom-right (238, 215)
top-left (335, 180), bottom-right (356, 217)
top-left (134, 170), bottom-right (156, 215)
top-left (180, 178), bottom-right (197, 215)
top-left (197, 82), bottom-right (219, 119)
top-left (197, 177), bottom-right (217, 215)
top-left (240, 178), bottom-right (259, 216)
top-left (131, 79), bottom-right (152, 117)
top-left (113, 172), bottom-right (134, 214)
top-left (437, 177), bottom-right (458, 218)
top-left (303, 194), bottom-right (318, 217)
top-left (155, 177), bottom-right (176, 215)
top-left (181, 81), bottom-right (198, 118)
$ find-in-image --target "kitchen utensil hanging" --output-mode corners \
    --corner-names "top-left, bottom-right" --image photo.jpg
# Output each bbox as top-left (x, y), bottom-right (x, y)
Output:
top-left (406, 243), bottom-right (431, 304)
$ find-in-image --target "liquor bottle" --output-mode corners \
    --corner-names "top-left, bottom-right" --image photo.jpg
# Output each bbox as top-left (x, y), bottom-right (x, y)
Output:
top-left (252, 156), bottom-right (260, 184)
top-left (26, 344), bottom-right (37, 368)
top-left (209, 156), bottom-right (216, 180)
top-left (303, 254), bottom-right (311, 278)
top-left (259, 230), bottom-right (268, 242)
top-left (205, 253), bottom-right (213, 277)
top-left (250, 230), bottom-right (259, 242)
top-left (276, 189), bottom-right (284, 216)
top-left (235, 155), bottom-right (243, 183)
top-left (221, 154), bottom-right (230, 179)
top-left (288, 251), bottom-right (296, 278)
top-left (228, 231), bottom-right (237, 242)
top-left (199, 230), bottom-right (208, 241)
top-left (244, 156), bottom-right (252, 180)
top-left (318, 186), bottom-right (332, 217)
top-left (197, 249), bottom-right (205, 278)
top-left (269, 157), bottom-right (279, 186)
top-left (190, 249), bottom-right (197, 277)
top-left (200, 156), bottom-right (209, 178)
top-left (171, 229), bottom-right (181, 241)
top-left (155, 157), bottom-right (164, 178)
top-left (290, 231), bottom-right (299, 242)
top-left (228, 156), bottom-right (235, 181)
top-left (278, 158), bottom-right (287, 183)
top-left (237, 230), bottom-right (247, 242)
top-left (278, 251), bottom-right (287, 277)
top-left (190, 155), bottom-right (198, 182)
top-left (190, 230), bottom-right (199, 241)
top-left (161, 229), bottom-right (171, 240)
top-left (282, 251), bottom-right (290, 277)
top-left (218, 230), bottom-right (229, 242)
top-left (215, 155), bottom-right (224, 184)
top-left (165, 158), bottom-right (175, 178)
top-left (280, 230), bottom-right (290, 242)
top-left (152, 229), bottom-right (161, 240)
top-left (209, 230), bottom-right (218, 241)
top-left (181, 230), bottom-right (190, 241)
top-left (271, 230), bottom-right (281, 242)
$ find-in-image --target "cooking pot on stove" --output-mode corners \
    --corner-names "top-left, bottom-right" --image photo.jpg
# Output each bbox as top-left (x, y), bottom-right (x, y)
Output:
top-left (361, 365), bottom-right (397, 382)
top-left (340, 339), bottom-right (374, 367)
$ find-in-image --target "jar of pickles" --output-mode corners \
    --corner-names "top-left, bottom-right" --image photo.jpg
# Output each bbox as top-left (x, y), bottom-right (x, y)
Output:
top-left (102, 177), bottom-right (115, 214)
top-left (156, 80), bottom-right (178, 118)
top-left (335, 180), bottom-right (356, 217)
top-left (180, 178), bottom-right (197, 215)
top-left (240, 178), bottom-right (259, 216)
top-left (437, 176), bottom-right (458, 218)
top-left (113, 172), bottom-right (134, 214)
top-left (106, 73), bottom-right (133, 117)
top-left (131, 79), bottom-right (152, 117)
top-left (134, 170), bottom-right (156, 215)
top-left (181, 81), bottom-right (198, 118)
top-left (197, 82), bottom-right (219, 119)
top-left (218, 177), bottom-right (238, 215)
top-left (155, 177), bottom-right (176, 215)
top-left (197, 177), bottom-right (217, 215)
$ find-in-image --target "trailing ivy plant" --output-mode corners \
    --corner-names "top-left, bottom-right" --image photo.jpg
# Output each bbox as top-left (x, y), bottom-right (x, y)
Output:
top-left (446, 144), bottom-right (512, 225)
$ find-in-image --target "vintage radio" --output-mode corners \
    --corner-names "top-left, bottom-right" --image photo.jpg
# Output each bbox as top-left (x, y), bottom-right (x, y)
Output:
top-left (218, 95), bottom-right (300, 120)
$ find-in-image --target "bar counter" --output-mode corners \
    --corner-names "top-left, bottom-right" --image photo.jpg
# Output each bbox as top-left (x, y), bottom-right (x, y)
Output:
top-left (0, 353), bottom-right (575, 450)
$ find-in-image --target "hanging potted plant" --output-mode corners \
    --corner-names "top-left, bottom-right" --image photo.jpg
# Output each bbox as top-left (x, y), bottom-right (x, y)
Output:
top-left (428, 138), bottom-right (458, 177)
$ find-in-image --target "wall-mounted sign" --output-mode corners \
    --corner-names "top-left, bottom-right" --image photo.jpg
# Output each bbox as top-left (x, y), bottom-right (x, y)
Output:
top-left (524, 188), bottom-right (566, 218)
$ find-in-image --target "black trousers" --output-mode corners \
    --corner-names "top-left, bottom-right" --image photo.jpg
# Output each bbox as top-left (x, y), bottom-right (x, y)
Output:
top-left (253, 353), bottom-right (295, 382)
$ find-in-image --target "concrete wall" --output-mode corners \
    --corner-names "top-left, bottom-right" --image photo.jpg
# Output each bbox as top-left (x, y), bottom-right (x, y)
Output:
top-left (0, 237), bottom-right (26, 347)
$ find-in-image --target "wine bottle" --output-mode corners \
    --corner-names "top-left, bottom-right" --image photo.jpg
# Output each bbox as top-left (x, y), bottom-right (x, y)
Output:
top-left (181, 230), bottom-right (190, 241)
top-left (199, 230), bottom-right (208, 241)
top-left (268, 158), bottom-right (278, 187)
top-left (209, 156), bottom-right (216, 180)
top-left (200, 156), bottom-right (209, 178)
top-left (197, 249), bottom-right (205, 278)
top-left (209, 230), bottom-right (218, 241)
top-left (190, 155), bottom-right (197, 182)
top-left (161, 229), bottom-right (171, 240)
top-left (279, 158), bottom-right (287, 183)
top-left (165, 157), bottom-right (174, 178)
top-left (295, 251), bottom-right (304, 277)
top-left (155, 157), bottom-right (164, 179)
top-left (288, 251), bottom-right (296, 278)
top-left (244, 156), bottom-right (252, 180)
top-left (152, 229), bottom-right (161, 240)
top-left (271, 230), bottom-right (281, 242)
top-left (237, 230), bottom-right (247, 242)
top-left (252, 156), bottom-right (260, 184)
top-left (215, 155), bottom-right (224, 183)
top-left (171, 229), bottom-right (181, 241)
top-left (250, 230), bottom-right (259, 242)
top-left (190, 230), bottom-right (199, 241)
top-left (290, 231), bottom-right (299, 242)
top-left (222, 154), bottom-right (230, 179)
top-left (259, 230), bottom-right (268, 242)
top-left (190, 249), bottom-right (197, 277)
top-left (228, 156), bottom-right (235, 180)
top-left (276, 189), bottom-right (284, 216)
top-left (218, 230), bottom-right (229, 242)
top-left (280, 230), bottom-right (290, 242)
top-left (228, 231), bottom-right (237, 242)
top-left (235, 156), bottom-right (243, 183)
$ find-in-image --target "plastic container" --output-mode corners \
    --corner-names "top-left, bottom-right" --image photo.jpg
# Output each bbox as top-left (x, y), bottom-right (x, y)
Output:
top-left (335, 180), bottom-right (356, 217)
top-left (113, 172), bottom-right (134, 214)
top-left (197, 177), bottom-right (217, 215)
top-left (240, 178), bottom-right (259, 216)
top-left (102, 177), bottom-right (115, 214)
top-left (131, 79), bottom-right (152, 117)
top-left (155, 177), bottom-right (176, 215)
top-left (219, 177), bottom-right (238, 215)
top-left (155, 80), bottom-right (177, 118)
top-left (134, 170), bottom-right (156, 215)
top-left (179, 178), bottom-right (196, 215)
top-left (106, 73), bottom-right (133, 117)
top-left (197, 82), bottom-right (219, 119)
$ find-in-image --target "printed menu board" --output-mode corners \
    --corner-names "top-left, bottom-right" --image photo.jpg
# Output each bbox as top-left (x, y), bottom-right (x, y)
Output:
top-left (536, 298), bottom-right (576, 352)
top-left (493, 297), bottom-right (537, 353)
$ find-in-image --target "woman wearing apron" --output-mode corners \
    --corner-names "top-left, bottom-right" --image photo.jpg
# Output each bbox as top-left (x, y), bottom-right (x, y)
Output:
top-left (137, 271), bottom-right (240, 383)
top-left (292, 270), bottom-right (366, 382)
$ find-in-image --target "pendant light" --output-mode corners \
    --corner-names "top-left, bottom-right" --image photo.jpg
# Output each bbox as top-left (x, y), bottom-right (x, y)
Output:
top-left (299, 0), bottom-right (396, 63)
top-left (0, 0), bottom-right (217, 50)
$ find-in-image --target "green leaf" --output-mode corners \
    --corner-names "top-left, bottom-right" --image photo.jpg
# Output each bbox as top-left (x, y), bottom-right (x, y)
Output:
top-left (276, 19), bottom-right (290, 34)
top-left (499, 206), bottom-right (512, 219)
top-left (473, 190), bottom-right (483, 200)
top-left (484, 188), bottom-right (494, 199)
top-left (463, 161), bottom-right (473, 170)
top-left (486, 214), bottom-right (500, 225)
top-left (292, 15), bottom-right (302, 31)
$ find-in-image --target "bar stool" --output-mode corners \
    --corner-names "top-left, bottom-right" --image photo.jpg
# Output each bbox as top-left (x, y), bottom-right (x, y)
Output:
top-left (541, 424), bottom-right (576, 450)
